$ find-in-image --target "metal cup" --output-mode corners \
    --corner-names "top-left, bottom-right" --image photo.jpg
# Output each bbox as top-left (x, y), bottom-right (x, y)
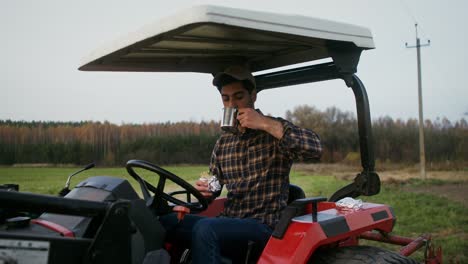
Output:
top-left (221, 107), bottom-right (238, 133)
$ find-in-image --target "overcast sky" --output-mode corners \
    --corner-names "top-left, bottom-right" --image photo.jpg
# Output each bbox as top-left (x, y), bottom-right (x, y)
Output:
top-left (2, 0), bottom-right (467, 124)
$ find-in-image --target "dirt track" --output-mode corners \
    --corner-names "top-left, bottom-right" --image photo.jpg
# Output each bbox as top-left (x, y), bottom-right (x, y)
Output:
top-left (293, 163), bottom-right (468, 207)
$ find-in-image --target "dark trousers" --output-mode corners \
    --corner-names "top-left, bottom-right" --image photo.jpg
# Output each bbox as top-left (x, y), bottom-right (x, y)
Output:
top-left (160, 213), bottom-right (272, 264)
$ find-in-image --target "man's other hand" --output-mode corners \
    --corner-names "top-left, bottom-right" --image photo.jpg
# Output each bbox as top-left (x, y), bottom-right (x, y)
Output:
top-left (195, 179), bottom-right (213, 198)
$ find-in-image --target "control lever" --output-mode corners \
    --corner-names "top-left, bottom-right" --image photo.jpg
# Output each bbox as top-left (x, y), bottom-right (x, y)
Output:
top-left (58, 163), bottom-right (95, 197)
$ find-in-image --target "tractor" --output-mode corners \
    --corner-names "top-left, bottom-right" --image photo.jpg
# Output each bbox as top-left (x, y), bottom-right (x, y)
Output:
top-left (0, 5), bottom-right (442, 264)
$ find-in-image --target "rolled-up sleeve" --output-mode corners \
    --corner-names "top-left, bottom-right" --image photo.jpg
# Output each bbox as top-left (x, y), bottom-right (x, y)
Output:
top-left (277, 119), bottom-right (322, 161)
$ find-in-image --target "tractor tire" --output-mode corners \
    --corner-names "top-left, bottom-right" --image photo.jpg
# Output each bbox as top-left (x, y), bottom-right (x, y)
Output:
top-left (310, 245), bottom-right (419, 264)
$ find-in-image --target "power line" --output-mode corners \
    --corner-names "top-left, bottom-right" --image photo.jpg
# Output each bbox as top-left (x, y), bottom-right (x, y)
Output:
top-left (398, 0), bottom-right (417, 24)
top-left (398, 0), bottom-right (429, 39)
top-left (415, 22), bottom-right (429, 40)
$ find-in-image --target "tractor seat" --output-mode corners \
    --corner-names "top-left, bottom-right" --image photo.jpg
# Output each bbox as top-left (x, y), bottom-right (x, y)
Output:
top-left (288, 184), bottom-right (306, 204)
top-left (242, 184), bottom-right (306, 263)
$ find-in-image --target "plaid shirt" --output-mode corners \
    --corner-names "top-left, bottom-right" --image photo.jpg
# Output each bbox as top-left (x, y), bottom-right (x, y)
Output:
top-left (209, 115), bottom-right (322, 228)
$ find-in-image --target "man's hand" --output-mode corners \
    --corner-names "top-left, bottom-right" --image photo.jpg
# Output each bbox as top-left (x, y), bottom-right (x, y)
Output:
top-left (195, 179), bottom-right (213, 198)
top-left (237, 108), bottom-right (284, 139)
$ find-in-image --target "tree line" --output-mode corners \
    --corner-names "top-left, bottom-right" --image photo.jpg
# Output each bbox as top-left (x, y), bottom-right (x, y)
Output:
top-left (0, 106), bottom-right (466, 166)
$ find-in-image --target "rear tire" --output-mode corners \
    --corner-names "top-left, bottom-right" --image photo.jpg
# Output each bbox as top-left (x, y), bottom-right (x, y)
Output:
top-left (310, 245), bottom-right (418, 264)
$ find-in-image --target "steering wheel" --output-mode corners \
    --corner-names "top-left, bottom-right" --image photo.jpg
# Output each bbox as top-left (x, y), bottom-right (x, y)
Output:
top-left (125, 160), bottom-right (208, 212)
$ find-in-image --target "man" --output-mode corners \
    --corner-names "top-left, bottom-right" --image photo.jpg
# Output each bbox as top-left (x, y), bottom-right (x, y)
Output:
top-left (162, 65), bottom-right (322, 263)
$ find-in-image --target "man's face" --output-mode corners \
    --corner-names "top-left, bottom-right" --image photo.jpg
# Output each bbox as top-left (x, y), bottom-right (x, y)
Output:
top-left (220, 81), bottom-right (256, 109)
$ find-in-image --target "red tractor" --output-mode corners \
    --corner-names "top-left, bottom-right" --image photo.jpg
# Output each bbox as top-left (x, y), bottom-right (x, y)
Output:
top-left (0, 5), bottom-right (441, 264)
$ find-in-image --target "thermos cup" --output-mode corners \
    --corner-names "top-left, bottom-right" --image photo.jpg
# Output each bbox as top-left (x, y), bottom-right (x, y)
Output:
top-left (221, 107), bottom-right (238, 133)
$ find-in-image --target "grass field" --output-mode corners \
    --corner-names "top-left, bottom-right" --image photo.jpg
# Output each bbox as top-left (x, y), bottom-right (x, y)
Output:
top-left (1, 165), bottom-right (466, 262)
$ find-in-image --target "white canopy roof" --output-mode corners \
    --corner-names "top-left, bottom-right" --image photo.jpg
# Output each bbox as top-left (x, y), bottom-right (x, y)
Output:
top-left (79, 5), bottom-right (374, 73)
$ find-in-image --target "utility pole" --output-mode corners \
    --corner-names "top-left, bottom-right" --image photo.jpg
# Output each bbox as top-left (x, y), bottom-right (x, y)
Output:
top-left (406, 23), bottom-right (430, 180)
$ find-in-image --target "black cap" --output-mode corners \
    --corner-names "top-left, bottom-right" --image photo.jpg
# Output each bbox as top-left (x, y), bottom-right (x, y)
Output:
top-left (213, 65), bottom-right (256, 91)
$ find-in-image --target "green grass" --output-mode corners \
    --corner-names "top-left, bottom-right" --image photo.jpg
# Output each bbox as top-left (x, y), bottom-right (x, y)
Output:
top-left (362, 185), bottom-right (467, 262)
top-left (1, 166), bottom-right (466, 262)
top-left (0, 166), bottom-right (206, 195)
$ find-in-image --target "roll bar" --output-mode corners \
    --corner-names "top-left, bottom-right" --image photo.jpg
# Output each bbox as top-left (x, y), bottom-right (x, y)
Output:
top-left (256, 62), bottom-right (380, 201)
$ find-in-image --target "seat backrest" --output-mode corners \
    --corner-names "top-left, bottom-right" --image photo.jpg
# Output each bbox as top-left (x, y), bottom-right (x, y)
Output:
top-left (288, 184), bottom-right (305, 204)
top-left (242, 184), bottom-right (307, 263)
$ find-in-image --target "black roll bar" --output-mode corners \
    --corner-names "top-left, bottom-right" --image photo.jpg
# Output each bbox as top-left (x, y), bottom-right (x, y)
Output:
top-left (255, 62), bottom-right (341, 90)
top-left (255, 62), bottom-right (380, 200)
